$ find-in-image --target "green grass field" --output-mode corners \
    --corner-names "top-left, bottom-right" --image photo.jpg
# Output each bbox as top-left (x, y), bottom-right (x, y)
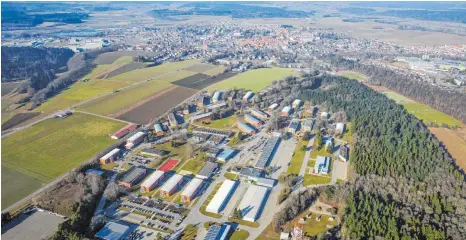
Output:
top-left (180, 159), bottom-right (205, 174)
top-left (85, 56), bottom-right (134, 79)
top-left (286, 139), bottom-right (309, 175)
top-left (1, 112), bottom-right (125, 208)
top-left (337, 71), bottom-right (367, 81)
top-left (230, 230), bottom-right (250, 240)
top-left (200, 115), bottom-right (237, 130)
top-left (303, 215), bottom-right (337, 236)
top-left (403, 103), bottom-right (462, 127)
top-left (384, 91), bottom-right (414, 104)
top-left (224, 172), bottom-right (238, 180)
top-left (303, 174), bottom-right (331, 186)
top-left (208, 68), bottom-right (297, 92)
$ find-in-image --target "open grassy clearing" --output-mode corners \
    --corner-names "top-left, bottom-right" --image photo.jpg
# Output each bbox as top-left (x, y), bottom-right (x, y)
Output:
top-left (1, 112), bottom-right (125, 208)
top-left (403, 103), bottom-right (462, 127)
top-left (303, 214), bottom-right (337, 236)
top-left (228, 217), bottom-right (260, 228)
top-left (1, 167), bottom-right (43, 209)
top-left (85, 56), bottom-right (134, 79)
top-left (384, 91), bottom-right (414, 104)
top-left (180, 159), bottom-right (205, 174)
top-left (310, 142), bottom-right (332, 159)
top-left (76, 80), bottom-right (173, 116)
top-left (337, 71), bottom-right (367, 81)
top-left (230, 229), bottom-right (250, 240)
top-left (286, 139), bottom-right (309, 175)
top-left (199, 115), bottom-right (237, 130)
top-left (303, 174), bottom-right (331, 186)
top-left (208, 68), bottom-right (297, 92)
top-left (224, 172), bottom-right (238, 180)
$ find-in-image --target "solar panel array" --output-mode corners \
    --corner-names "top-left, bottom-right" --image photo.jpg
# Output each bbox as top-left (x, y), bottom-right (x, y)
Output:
top-left (255, 137), bottom-right (280, 169)
top-left (204, 225), bottom-right (221, 240)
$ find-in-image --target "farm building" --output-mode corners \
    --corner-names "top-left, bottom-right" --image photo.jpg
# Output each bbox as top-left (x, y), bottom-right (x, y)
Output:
top-left (206, 102), bottom-right (227, 112)
top-left (183, 104), bottom-right (197, 114)
top-left (192, 127), bottom-right (232, 138)
top-left (287, 120), bottom-right (300, 134)
top-left (250, 108), bottom-right (269, 120)
top-left (206, 180), bottom-right (237, 214)
top-left (118, 167), bottom-right (146, 188)
top-left (95, 221), bottom-right (131, 240)
top-left (244, 114), bottom-right (262, 127)
top-left (255, 137), bottom-right (280, 169)
top-left (160, 174), bottom-right (183, 198)
top-left (336, 123), bottom-right (346, 134)
top-left (303, 119), bottom-right (315, 132)
top-left (190, 112), bottom-right (212, 123)
top-left (140, 148), bottom-right (169, 158)
top-left (239, 167), bottom-right (263, 182)
top-left (100, 148), bottom-right (121, 164)
top-left (181, 178), bottom-right (203, 202)
top-left (281, 106), bottom-right (291, 117)
top-left (140, 170), bottom-right (164, 192)
top-left (268, 103), bottom-right (278, 113)
top-left (237, 121), bottom-right (256, 135)
top-left (237, 185), bottom-right (269, 222)
top-left (204, 224), bottom-right (231, 240)
top-left (314, 156), bottom-right (330, 174)
top-left (292, 99), bottom-right (302, 109)
top-left (257, 177), bottom-right (276, 188)
top-left (339, 144), bottom-right (350, 162)
top-left (217, 148), bottom-right (236, 162)
top-left (111, 124), bottom-right (137, 139)
top-left (168, 113), bottom-right (178, 127)
top-left (321, 112), bottom-right (330, 119)
top-left (154, 123), bottom-right (164, 136)
top-left (125, 131), bottom-right (145, 149)
top-left (196, 162), bottom-right (219, 179)
top-left (212, 91), bottom-right (222, 103)
top-left (243, 91), bottom-right (254, 102)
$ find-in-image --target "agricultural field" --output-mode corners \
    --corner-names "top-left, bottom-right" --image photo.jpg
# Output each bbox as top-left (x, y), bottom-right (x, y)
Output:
top-left (184, 63), bottom-right (216, 73)
top-left (94, 51), bottom-right (159, 65)
top-left (85, 56), bottom-right (134, 79)
top-left (1, 82), bottom-right (21, 96)
top-left (203, 66), bottom-right (227, 76)
top-left (337, 71), bottom-right (367, 81)
top-left (429, 127), bottom-right (466, 170)
top-left (286, 139), bottom-right (309, 175)
top-left (383, 91), bottom-right (414, 104)
top-left (1, 112), bottom-right (125, 208)
top-left (117, 86), bottom-right (198, 125)
top-left (174, 72), bottom-right (237, 90)
top-left (2, 112), bottom-right (41, 130)
top-left (403, 103), bottom-right (463, 127)
top-left (208, 68), bottom-right (297, 92)
top-left (102, 62), bottom-right (147, 79)
top-left (1, 167), bottom-right (42, 209)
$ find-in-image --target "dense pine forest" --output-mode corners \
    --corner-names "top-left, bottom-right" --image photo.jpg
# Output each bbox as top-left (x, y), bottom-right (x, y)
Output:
top-left (298, 75), bottom-right (466, 239)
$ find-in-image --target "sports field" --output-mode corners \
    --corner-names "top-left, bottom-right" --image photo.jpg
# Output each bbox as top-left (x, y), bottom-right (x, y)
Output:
top-left (1, 112), bottom-right (125, 208)
top-left (208, 68), bottom-right (297, 92)
top-left (337, 71), bottom-right (367, 81)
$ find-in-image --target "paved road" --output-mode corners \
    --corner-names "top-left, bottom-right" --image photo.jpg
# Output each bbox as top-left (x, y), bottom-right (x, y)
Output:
top-left (72, 110), bottom-right (133, 124)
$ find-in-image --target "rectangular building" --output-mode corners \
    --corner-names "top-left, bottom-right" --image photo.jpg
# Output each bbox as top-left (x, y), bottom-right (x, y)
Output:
top-left (190, 112), bottom-right (212, 123)
top-left (154, 123), bottom-right (164, 136)
top-left (303, 119), bottom-right (315, 132)
top-left (181, 178), bottom-right (203, 203)
top-left (243, 91), bottom-right (254, 102)
top-left (237, 185), bottom-right (269, 222)
top-left (250, 108), bottom-right (269, 121)
top-left (140, 170), bottom-right (164, 192)
top-left (217, 148), bottom-right (236, 162)
top-left (204, 224), bottom-right (231, 240)
top-left (95, 221), bottom-right (131, 240)
top-left (257, 177), bottom-right (276, 188)
top-left (168, 113), bottom-right (178, 127)
top-left (268, 103), bottom-right (278, 113)
top-left (255, 137), bottom-right (280, 169)
top-left (314, 156), bottom-right (330, 174)
top-left (140, 148), bottom-right (169, 158)
top-left (192, 127), bottom-right (232, 138)
top-left (206, 180), bottom-right (237, 214)
top-left (244, 114), bottom-right (262, 128)
top-left (196, 162), bottom-right (219, 180)
top-left (160, 174), bottom-right (183, 198)
top-left (237, 121), bottom-right (256, 135)
top-left (125, 131), bottom-right (145, 149)
top-left (281, 106), bottom-right (291, 117)
top-left (336, 123), bottom-right (346, 134)
top-left (339, 144), bottom-right (349, 162)
top-left (112, 124), bottom-right (137, 139)
top-left (206, 102), bottom-right (227, 112)
top-left (239, 167), bottom-right (263, 182)
top-left (212, 91), bottom-right (221, 103)
top-left (287, 120), bottom-right (300, 134)
top-left (100, 148), bottom-right (120, 164)
top-left (119, 167), bottom-right (146, 188)
top-left (292, 99), bottom-right (302, 109)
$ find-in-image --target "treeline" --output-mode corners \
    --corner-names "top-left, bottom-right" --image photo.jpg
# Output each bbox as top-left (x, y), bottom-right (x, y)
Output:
top-left (2, 9), bottom-right (89, 27)
top-left (298, 75), bottom-right (466, 239)
top-left (383, 9), bottom-right (466, 23)
top-left (328, 56), bottom-right (466, 124)
top-left (1, 47), bottom-right (74, 83)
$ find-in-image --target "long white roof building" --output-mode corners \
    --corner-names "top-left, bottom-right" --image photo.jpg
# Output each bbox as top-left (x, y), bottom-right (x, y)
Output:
top-left (160, 174), bottom-right (183, 193)
top-left (181, 178), bottom-right (203, 199)
top-left (100, 148), bottom-right (120, 161)
top-left (237, 185), bottom-right (269, 222)
top-left (140, 170), bottom-right (164, 190)
top-left (206, 180), bottom-right (237, 214)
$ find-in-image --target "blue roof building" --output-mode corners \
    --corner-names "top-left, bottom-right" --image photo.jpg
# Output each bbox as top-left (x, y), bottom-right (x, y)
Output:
top-left (217, 148), bottom-right (236, 162)
top-left (204, 224), bottom-right (231, 240)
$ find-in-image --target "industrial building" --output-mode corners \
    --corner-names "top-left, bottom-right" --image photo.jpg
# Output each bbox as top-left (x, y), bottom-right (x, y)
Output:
top-left (196, 162), bottom-right (219, 180)
top-left (336, 123), bottom-right (346, 134)
top-left (100, 148), bottom-right (120, 164)
top-left (140, 170), bottom-right (164, 192)
top-left (168, 113), bottom-right (178, 127)
top-left (95, 221), bottom-right (131, 240)
top-left (255, 137), bottom-right (280, 169)
top-left (237, 121), bottom-right (256, 135)
top-left (303, 119), bottom-right (315, 132)
top-left (207, 102), bottom-right (227, 112)
top-left (125, 132), bottom-right (145, 149)
top-left (239, 167), bottom-right (263, 181)
top-left (257, 177), bottom-right (276, 188)
top-left (281, 106), bottom-right (291, 117)
top-left (212, 91), bottom-right (222, 103)
top-left (244, 114), bottom-right (262, 127)
top-left (268, 103), bottom-right (278, 113)
top-left (237, 185), bottom-right (269, 222)
top-left (140, 148), bottom-right (169, 158)
top-left (217, 148), bottom-right (236, 162)
top-left (192, 127), bottom-right (232, 138)
top-left (112, 124), bottom-right (137, 139)
top-left (160, 174), bottom-right (183, 197)
top-left (292, 99), bottom-right (302, 109)
top-left (204, 224), bottom-right (231, 240)
top-left (287, 120), bottom-right (300, 134)
top-left (250, 108), bottom-right (269, 120)
top-left (243, 91), bottom-right (254, 102)
top-left (154, 123), bottom-right (164, 136)
top-left (339, 144), bottom-right (350, 162)
top-left (118, 167), bottom-right (146, 188)
top-left (206, 180), bottom-right (237, 214)
top-left (190, 112), bottom-right (212, 123)
top-left (314, 156), bottom-right (330, 174)
top-left (181, 178), bottom-right (203, 203)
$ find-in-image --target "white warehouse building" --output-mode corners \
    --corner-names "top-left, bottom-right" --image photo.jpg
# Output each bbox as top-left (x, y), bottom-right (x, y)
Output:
top-left (140, 170), bottom-right (164, 192)
top-left (125, 131), bottom-right (146, 149)
top-left (206, 180), bottom-right (237, 214)
top-left (237, 185), bottom-right (269, 222)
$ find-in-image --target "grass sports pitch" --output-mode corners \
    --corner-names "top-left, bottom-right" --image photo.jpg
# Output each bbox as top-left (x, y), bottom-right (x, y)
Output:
top-left (1, 112), bottom-right (126, 208)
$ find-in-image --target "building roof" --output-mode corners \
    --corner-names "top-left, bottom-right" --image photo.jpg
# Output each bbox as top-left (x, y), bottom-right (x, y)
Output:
top-left (282, 106), bottom-right (291, 113)
top-left (140, 170), bottom-right (164, 189)
top-left (193, 127), bottom-right (232, 137)
top-left (160, 174), bottom-right (183, 192)
top-left (243, 91), bottom-right (253, 99)
top-left (288, 120), bottom-right (300, 130)
top-left (154, 123), bottom-right (163, 132)
top-left (244, 114), bottom-right (261, 124)
top-left (213, 91), bottom-right (221, 101)
top-left (127, 132), bottom-right (145, 143)
top-left (315, 156), bottom-right (330, 173)
top-left (237, 121), bottom-right (255, 133)
top-left (268, 103), bottom-right (278, 109)
top-left (207, 102), bottom-right (227, 111)
top-left (181, 178), bottom-right (203, 198)
top-left (140, 148), bottom-right (169, 157)
top-left (239, 167), bottom-right (263, 179)
top-left (206, 180), bottom-right (237, 213)
top-left (292, 99), bottom-right (301, 106)
top-left (257, 177), bottom-right (276, 188)
top-left (204, 224), bottom-right (231, 240)
top-left (121, 167), bottom-right (146, 184)
top-left (190, 112), bottom-right (213, 121)
top-left (303, 119), bottom-right (315, 128)
top-left (101, 148), bottom-right (120, 161)
top-left (238, 185), bottom-right (269, 222)
top-left (255, 137), bottom-right (280, 168)
top-left (336, 123), bottom-right (345, 132)
top-left (95, 222), bottom-right (131, 240)
top-left (217, 148), bottom-right (236, 161)
top-left (197, 162), bottom-right (219, 178)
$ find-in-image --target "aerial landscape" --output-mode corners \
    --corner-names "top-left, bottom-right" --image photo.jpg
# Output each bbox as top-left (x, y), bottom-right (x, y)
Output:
top-left (1, 1), bottom-right (466, 240)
